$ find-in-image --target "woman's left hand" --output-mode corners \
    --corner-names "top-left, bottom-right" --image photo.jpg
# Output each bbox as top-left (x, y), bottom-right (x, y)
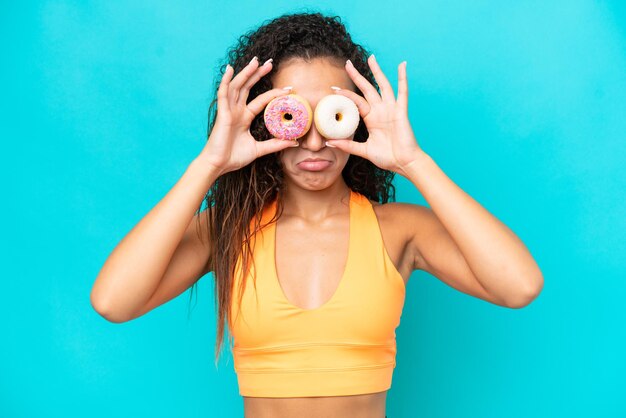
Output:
top-left (326, 55), bottom-right (424, 177)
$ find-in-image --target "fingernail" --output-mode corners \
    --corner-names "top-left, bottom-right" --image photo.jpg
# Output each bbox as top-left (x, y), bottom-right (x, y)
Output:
top-left (346, 59), bottom-right (352, 66)
top-left (330, 86), bottom-right (341, 91)
top-left (291, 141), bottom-right (300, 146)
top-left (263, 58), bottom-right (273, 66)
top-left (282, 86), bottom-right (293, 90)
top-left (370, 54), bottom-right (376, 61)
top-left (325, 141), bottom-right (337, 148)
top-left (250, 56), bottom-right (258, 64)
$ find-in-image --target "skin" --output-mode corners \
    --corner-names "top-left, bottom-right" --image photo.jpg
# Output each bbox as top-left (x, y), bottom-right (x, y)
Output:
top-left (242, 55), bottom-right (544, 417)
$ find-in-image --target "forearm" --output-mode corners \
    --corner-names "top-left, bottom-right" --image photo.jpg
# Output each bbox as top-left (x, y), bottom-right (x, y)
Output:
top-left (403, 151), bottom-right (543, 304)
top-left (90, 157), bottom-right (220, 320)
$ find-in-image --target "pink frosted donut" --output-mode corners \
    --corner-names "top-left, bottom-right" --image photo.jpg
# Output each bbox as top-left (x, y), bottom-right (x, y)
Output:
top-left (263, 94), bottom-right (313, 140)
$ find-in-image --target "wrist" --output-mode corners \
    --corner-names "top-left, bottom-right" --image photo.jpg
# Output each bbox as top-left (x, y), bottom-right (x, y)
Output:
top-left (400, 149), bottom-right (432, 174)
top-left (189, 155), bottom-right (224, 180)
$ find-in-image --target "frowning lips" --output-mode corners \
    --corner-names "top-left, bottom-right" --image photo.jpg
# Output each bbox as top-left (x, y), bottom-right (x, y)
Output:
top-left (298, 157), bottom-right (330, 164)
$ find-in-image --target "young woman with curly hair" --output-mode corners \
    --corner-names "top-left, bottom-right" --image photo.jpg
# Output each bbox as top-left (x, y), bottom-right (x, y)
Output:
top-left (91, 11), bottom-right (543, 418)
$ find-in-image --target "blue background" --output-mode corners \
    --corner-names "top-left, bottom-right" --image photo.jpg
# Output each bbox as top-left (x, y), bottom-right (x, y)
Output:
top-left (2, 1), bottom-right (625, 417)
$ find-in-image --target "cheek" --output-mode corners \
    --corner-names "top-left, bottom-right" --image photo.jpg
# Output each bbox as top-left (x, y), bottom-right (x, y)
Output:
top-left (339, 138), bottom-right (355, 160)
top-left (336, 149), bottom-right (351, 166)
top-left (278, 148), bottom-right (296, 165)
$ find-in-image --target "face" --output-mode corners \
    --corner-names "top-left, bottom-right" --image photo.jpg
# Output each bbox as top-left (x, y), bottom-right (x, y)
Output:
top-left (271, 57), bottom-right (357, 191)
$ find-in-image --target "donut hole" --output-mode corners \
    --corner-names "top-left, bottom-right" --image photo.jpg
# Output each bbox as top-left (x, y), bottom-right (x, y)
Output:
top-left (283, 113), bottom-right (293, 121)
top-left (335, 113), bottom-right (343, 122)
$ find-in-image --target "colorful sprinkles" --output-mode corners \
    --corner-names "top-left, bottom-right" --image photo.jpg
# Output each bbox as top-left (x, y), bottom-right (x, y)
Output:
top-left (264, 95), bottom-right (311, 140)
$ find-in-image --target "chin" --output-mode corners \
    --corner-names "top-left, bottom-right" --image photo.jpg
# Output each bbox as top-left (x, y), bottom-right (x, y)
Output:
top-left (284, 169), bottom-right (346, 191)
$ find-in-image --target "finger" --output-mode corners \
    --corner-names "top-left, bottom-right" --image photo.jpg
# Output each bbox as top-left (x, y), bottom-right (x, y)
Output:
top-left (345, 59), bottom-right (382, 104)
top-left (229, 56), bottom-right (260, 105)
top-left (217, 64), bottom-right (234, 113)
top-left (397, 61), bottom-right (408, 113)
top-left (239, 58), bottom-right (274, 105)
top-left (256, 138), bottom-right (299, 157)
top-left (325, 138), bottom-right (367, 159)
top-left (330, 87), bottom-right (371, 119)
top-left (368, 54), bottom-right (395, 103)
top-left (245, 86), bottom-right (292, 119)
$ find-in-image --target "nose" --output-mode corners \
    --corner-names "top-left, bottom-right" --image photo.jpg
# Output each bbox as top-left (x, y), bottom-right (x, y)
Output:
top-left (298, 119), bottom-right (327, 151)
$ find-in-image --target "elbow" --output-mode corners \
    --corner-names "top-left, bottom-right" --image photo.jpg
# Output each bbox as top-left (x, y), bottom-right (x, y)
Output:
top-left (505, 273), bottom-right (544, 309)
top-left (90, 291), bottom-right (131, 324)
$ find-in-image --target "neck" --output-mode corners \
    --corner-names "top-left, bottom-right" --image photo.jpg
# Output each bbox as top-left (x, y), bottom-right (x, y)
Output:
top-left (279, 181), bottom-right (351, 223)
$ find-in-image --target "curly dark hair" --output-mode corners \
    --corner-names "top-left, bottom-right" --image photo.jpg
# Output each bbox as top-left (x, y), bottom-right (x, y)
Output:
top-left (189, 10), bottom-right (398, 368)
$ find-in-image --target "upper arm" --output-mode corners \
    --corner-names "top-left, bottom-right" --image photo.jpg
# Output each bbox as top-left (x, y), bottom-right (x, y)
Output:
top-left (405, 204), bottom-right (508, 306)
top-left (129, 207), bottom-right (214, 320)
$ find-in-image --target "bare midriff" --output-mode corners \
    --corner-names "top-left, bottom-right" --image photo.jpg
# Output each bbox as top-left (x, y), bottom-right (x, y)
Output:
top-left (243, 390), bottom-right (387, 418)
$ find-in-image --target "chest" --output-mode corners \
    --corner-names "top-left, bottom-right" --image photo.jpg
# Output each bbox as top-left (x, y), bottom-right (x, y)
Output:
top-left (275, 202), bottom-right (412, 311)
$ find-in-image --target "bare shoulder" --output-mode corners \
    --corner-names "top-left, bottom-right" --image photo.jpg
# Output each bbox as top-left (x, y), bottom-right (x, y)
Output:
top-left (366, 197), bottom-right (431, 273)
top-left (367, 196), bottom-right (430, 225)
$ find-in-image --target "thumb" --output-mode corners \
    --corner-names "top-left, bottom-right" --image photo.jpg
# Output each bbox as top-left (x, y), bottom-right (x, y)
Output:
top-left (325, 140), bottom-right (366, 158)
top-left (257, 138), bottom-right (299, 157)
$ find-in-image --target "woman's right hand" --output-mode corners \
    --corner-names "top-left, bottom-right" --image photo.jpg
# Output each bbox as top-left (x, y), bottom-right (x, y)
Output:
top-left (197, 56), bottom-right (298, 176)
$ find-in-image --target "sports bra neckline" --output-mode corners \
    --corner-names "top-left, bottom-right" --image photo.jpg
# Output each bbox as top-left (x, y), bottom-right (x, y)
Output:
top-left (268, 189), bottom-right (356, 312)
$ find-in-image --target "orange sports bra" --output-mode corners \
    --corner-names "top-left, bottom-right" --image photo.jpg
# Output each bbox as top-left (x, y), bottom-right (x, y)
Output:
top-left (228, 189), bottom-right (406, 397)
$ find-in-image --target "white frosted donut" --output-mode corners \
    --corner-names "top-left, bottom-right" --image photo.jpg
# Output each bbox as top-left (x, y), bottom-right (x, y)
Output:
top-left (314, 94), bottom-right (360, 140)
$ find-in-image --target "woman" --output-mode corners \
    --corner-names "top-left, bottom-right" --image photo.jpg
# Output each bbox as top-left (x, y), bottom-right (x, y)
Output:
top-left (91, 12), bottom-right (543, 418)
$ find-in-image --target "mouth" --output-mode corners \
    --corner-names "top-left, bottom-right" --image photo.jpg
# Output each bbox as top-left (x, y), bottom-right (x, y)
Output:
top-left (297, 159), bottom-right (332, 171)
top-left (299, 158), bottom-right (329, 163)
